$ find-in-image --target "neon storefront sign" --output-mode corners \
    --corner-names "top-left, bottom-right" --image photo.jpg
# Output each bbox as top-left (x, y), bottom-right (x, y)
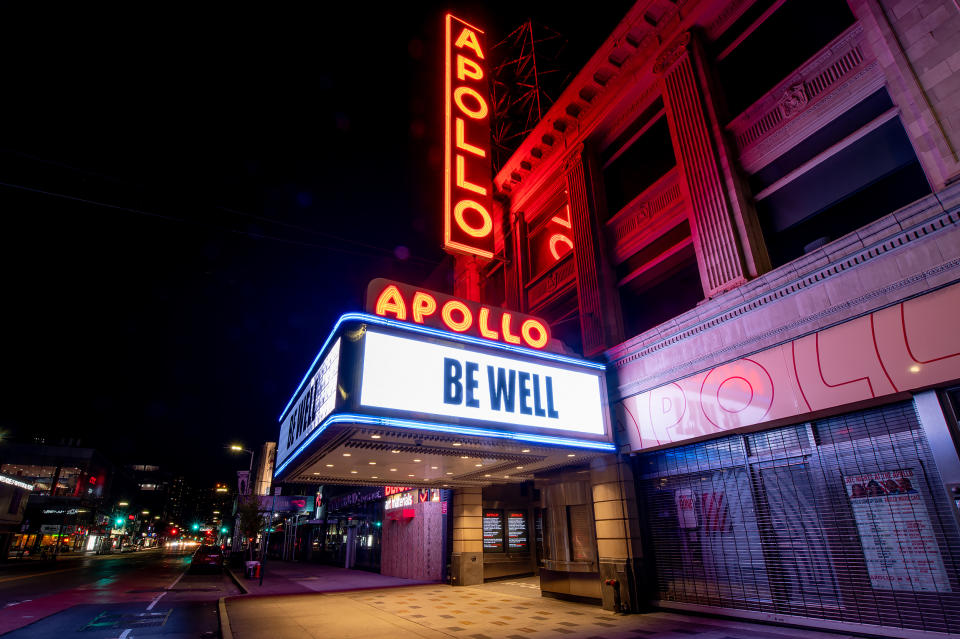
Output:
top-left (444, 13), bottom-right (495, 259)
top-left (367, 279), bottom-right (551, 350)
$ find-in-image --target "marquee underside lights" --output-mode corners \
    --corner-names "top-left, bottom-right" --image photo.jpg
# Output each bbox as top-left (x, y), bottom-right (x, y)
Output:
top-left (274, 413), bottom-right (617, 477)
top-left (444, 13), bottom-right (495, 259)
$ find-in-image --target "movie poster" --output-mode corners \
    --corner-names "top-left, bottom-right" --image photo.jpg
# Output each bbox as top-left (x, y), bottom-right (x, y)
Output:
top-left (844, 469), bottom-right (951, 593)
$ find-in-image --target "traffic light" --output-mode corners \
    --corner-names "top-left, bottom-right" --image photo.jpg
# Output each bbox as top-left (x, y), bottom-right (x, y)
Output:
top-left (220, 527), bottom-right (229, 534)
top-left (170, 527), bottom-right (179, 536)
top-left (115, 517), bottom-right (124, 527)
top-left (191, 523), bottom-right (200, 531)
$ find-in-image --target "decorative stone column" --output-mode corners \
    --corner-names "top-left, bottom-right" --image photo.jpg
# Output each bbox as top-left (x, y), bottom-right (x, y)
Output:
top-left (454, 255), bottom-right (483, 301)
top-left (590, 456), bottom-right (644, 612)
top-left (505, 210), bottom-right (525, 312)
top-left (656, 32), bottom-right (770, 297)
top-left (565, 147), bottom-right (624, 356)
top-left (450, 487), bottom-right (483, 586)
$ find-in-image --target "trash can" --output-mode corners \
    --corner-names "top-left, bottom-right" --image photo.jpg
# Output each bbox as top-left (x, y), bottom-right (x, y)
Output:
top-left (245, 561), bottom-right (260, 578)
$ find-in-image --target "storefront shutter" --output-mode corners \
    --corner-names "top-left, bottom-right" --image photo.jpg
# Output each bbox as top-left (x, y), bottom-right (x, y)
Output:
top-left (635, 400), bottom-right (960, 634)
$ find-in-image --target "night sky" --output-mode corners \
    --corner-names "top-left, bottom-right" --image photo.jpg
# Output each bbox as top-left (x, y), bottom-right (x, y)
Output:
top-left (0, 3), bottom-right (631, 485)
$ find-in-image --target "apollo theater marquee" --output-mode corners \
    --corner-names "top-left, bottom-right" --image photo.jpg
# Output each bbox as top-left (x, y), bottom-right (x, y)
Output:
top-left (273, 278), bottom-right (613, 486)
top-left (274, 14), bottom-right (612, 487)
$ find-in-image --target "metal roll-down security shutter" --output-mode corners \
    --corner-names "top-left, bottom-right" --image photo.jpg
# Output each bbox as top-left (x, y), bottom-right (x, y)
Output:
top-left (636, 400), bottom-right (960, 634)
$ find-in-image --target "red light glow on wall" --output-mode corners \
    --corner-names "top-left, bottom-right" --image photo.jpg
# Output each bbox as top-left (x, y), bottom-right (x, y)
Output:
top-left (444, 13), bottom-right (495, 259)
top-left (366, 278), bottom-right (553, 351)
top-left (529, 201), bottom-right (574, 279)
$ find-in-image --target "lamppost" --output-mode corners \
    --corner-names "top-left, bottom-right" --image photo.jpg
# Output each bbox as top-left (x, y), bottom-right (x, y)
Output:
top-left (228, 445), bottom-right (254, 475)
top-left (227, 444), bottom-right (255, 554)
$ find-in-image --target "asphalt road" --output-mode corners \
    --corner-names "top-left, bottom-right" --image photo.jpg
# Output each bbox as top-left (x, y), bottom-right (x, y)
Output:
top-left (0, 548), bottom-right (239, 638)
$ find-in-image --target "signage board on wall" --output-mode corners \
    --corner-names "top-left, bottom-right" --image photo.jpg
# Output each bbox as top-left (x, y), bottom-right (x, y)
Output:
top-left (384, 490), bottom-right (414, 511)
top-left (366, 279), bottom-right (552, 351)
top-left (617, 282), bottom-right (960, 452)
top-left (256, 495), bottom-right (314, 514)
top-left (360, 330), bottom-right (606, 438)
top-left (444, 13), bottom-right (495, 259)
top-left (844, 469), bottom-right (951, 592)
top-left (506, 511), bottom-right (528, 552)
top-left (277, 339), bottom-right (340, 465)
top-left (483, 510), bottom-right (504, 551)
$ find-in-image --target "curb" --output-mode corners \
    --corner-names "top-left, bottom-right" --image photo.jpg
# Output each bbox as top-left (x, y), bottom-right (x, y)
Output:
top-left (218, 597), bottom-right (233, 639)
top-left (225, 567), bottom-right (249, 595)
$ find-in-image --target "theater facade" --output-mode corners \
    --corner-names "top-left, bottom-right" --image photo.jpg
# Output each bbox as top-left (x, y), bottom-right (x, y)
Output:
top-left (276, 1), bottom-right (960, 637)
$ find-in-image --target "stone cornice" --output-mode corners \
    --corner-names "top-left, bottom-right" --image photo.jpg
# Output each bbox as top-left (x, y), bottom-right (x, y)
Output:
top-left (496, 0), bottom-right (728, 214)
top-left (603, 182), bottom-right (960, 400)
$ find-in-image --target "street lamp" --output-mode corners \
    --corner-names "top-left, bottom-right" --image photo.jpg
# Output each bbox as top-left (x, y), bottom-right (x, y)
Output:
top-left (228, 444), bottom-right (255, 474)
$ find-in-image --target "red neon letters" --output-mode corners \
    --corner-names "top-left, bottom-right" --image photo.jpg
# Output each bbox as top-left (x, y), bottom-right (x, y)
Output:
top-left (366, 279), bottom-right (553, 351)
top-left (444, 14), bottom-right (495, 259)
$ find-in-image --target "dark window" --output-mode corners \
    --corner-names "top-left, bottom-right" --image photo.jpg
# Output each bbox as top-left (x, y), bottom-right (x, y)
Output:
top-left (618, 234), bottom-right (702, 339)
top-left (534, 288), bottom-right (581, 356)
top-left (602, 114), bottom-right (675, 217)
top-left (480, 263), bottom-right (505, 308)
top-left (756, 117), bottom-right (931, 266)
top-left (751, 89), bottom-right (896, 191)
top-left (716, 0), bottom-right (856, 117)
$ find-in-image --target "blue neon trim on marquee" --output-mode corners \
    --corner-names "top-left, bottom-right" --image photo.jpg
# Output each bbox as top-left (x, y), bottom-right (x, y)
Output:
top-left (277, 312), bottom-right (606, 423)
top-left (274, 412), bottom-right (618, 477)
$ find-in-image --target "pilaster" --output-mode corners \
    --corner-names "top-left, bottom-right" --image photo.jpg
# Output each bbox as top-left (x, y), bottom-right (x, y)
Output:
top-left (453, 255), bottom-right (483, 301)
top-left (657, 32), bottom-right (763, 297)
top-left (505, 210), bottom-right (525, 312)
top-left (565, 147), bottom-right (624, 356)
top-left (590, 456), bottom-right (645, 612)
top-left (450, 487), bottom-right (483, 586)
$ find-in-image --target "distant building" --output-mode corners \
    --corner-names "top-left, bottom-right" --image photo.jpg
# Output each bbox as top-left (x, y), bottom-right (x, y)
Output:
top-left (164, 475), bottom-right (194, 527)
top-left (0, 473), bottom-right (33, 559)
top-left (252, 442), bottom-right (276, 496)
top-left (0, 443), bottom-right (119, 554)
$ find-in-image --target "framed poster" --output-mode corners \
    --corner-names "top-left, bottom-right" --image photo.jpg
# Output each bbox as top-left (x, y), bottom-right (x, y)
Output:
top-left (507, 511), bottom-right (528, 553)
top-left (483, 510), bottom-right (504, 552)
top-left (844, 469), bottom-right (951, 593)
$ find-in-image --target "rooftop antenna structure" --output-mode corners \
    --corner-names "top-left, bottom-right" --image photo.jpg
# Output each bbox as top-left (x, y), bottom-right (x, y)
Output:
top-left (490, 20), bottom-right (570, 175)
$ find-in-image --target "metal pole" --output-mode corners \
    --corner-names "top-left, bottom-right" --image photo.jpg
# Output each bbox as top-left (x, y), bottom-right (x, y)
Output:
top-left (260, 488), bottom-right (277, 586)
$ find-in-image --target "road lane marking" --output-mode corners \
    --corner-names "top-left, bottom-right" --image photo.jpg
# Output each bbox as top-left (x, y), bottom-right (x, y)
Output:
top-left (145, 566), bottom-right (186, 612)
top-left (119, 629), bottom-right (132, 639)
top-left (146, 592), bottom-right (166, 610)
top-left (166, 569), bottom-right (187, 591)
top-left (0, 567), bottom-right (79, 583)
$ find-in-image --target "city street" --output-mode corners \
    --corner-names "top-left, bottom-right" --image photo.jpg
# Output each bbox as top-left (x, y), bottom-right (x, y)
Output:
top-left (0, 548), bottom-right (238, 637)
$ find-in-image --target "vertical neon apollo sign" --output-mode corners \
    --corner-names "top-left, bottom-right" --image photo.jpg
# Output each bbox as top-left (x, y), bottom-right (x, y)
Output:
top-left (444, 13), bottom-right (495, 259)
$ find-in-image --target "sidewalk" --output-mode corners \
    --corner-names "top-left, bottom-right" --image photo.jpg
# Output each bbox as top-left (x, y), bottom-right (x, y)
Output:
top-left (227, 560), bottom-right (436, 596)
top-left (221, 570), bottom-right (865, 639)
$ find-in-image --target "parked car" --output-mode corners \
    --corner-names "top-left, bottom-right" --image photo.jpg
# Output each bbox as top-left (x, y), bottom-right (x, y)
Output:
top-left (190, 544), bottom-right (224, 572)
